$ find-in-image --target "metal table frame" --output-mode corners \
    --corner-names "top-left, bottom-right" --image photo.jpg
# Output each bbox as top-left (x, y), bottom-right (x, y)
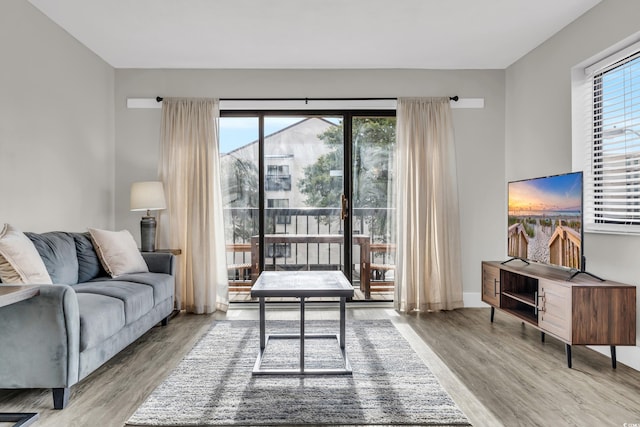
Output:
top-left (0, 413), bottom-right (39, 427)
top-left (251, 271), bottom-right (354, 375)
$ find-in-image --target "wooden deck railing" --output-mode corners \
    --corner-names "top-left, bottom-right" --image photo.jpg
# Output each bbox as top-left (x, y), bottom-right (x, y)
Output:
top-left (225, 243), bottom-right (252, 292)
top-left (507, 223), bottom-right (529, 259)
top-left (549, 225), bottom-right (581, 269)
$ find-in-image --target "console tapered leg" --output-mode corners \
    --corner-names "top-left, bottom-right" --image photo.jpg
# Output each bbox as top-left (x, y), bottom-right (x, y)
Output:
top-left (565, 344), bottom-right (572, 368)
top-left (611, 346), bottom-right (617, 369)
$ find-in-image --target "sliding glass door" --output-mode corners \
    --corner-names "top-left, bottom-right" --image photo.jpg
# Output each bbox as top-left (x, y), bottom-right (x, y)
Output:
top-left (263, 116), bottom-right (345, 279)
top-left (351, 117), bottom-right (396, 300)
top-left (220, 111), bottom-right (395, 302)
top-left (219, 117), bottom-right (259, 295)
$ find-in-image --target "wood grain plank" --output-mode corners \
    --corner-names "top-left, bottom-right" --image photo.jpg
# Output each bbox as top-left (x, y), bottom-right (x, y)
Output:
top-left (1, 307), bottom-right (639, 426)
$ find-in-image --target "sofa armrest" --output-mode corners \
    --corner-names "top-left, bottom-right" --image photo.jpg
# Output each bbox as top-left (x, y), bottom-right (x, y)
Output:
top-left (0, 284), bottom-right (80, 388)
top-left (141, 252), bottom-right (175, 275)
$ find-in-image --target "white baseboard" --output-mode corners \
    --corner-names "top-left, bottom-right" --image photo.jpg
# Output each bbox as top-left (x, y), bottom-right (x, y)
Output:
top-left (589, 345), bottom-right (640, 372)
top-left (463, 292), bottom-right (488, 308)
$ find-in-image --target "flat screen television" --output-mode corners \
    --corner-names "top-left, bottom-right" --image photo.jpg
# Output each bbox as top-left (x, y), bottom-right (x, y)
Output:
top-left (507, 171), bottom-right (583, 271)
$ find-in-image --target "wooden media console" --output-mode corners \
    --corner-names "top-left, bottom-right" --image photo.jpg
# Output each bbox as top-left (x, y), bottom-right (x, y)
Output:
top-left (482, 260), bottom-right (636, 368)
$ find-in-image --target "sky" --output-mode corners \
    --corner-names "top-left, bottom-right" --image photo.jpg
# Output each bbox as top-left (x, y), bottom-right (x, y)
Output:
top-left (508, 172), bottom-right (583, 214)
top-left (220, 117), bottom-right (295, 154)
top-left (219, 116), bottom-right (341, 154)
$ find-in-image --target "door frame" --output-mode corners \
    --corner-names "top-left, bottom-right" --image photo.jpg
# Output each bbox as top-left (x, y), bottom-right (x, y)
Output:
top-left (220, 109), bottom-right (395, 287)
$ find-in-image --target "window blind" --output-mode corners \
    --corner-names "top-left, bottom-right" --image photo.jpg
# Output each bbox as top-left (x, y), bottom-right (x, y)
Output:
top-left (585, 49), bottom-right (640, 232)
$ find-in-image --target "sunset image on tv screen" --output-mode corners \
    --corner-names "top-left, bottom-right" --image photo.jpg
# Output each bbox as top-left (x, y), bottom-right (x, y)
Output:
top-left (507, 172), bottom-right (582, 269)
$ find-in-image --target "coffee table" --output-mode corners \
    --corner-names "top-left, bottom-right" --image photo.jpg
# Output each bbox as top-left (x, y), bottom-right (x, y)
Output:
top-left (250, 271), bottom-right (354, 375)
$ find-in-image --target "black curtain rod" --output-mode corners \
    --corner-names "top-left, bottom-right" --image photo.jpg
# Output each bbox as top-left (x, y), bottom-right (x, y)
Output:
top-left (155, 96), bottom-right (459, 103)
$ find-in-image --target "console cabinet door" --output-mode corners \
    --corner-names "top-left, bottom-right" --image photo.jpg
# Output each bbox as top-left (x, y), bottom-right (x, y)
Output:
top-left (538, 279), bottom-right (572, 342)
top-left (482, 263), bottom-right (501, 307)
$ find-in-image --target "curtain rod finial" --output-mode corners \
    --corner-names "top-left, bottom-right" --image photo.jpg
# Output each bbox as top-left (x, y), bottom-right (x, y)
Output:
top-left (450, 96), bottom-right (459, 102)
top-left (156, 96), bottom-right (163, 102)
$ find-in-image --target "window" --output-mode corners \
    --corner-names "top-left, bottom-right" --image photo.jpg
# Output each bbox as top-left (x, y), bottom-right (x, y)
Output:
top-left (583, 43), bottom-right (640, 233)
top-left (267, 198), bottom-right (291, 225)
top-left (266, 164), bottom-right (292, 191)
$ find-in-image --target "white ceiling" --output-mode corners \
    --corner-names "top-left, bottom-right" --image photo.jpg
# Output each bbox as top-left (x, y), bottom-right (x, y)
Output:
top-left (28, 0), bottom-right (601, 69)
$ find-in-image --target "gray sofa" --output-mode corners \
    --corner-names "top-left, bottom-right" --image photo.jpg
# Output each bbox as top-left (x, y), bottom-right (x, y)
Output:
top-left (0, 231), bottom-right (175, 409)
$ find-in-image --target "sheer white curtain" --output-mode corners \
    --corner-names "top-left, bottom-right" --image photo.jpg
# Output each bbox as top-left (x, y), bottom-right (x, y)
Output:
top-left (158, 98), bottom-right (228, 314)
top-left (394, 98), bottom-right (464, 312)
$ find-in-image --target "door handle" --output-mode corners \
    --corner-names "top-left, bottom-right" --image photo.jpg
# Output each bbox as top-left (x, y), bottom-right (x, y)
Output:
top-left (537, 291), bottom-right (545, 313)
top-left (341, 194), bottom-right (348, 220)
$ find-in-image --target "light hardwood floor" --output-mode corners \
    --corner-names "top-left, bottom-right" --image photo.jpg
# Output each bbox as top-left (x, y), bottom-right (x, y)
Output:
top-left (1, 305), bottom-right (639, 426)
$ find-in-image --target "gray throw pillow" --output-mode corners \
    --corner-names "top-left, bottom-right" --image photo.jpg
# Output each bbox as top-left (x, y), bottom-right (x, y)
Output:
top-left (73, 232), bottom-right (107, 283)
top-left (25, 231), bottom-right (79, 285)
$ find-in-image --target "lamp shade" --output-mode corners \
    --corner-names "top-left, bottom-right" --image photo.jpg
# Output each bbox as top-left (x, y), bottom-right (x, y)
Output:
top-left (130, 181), bottom-right (167, 212)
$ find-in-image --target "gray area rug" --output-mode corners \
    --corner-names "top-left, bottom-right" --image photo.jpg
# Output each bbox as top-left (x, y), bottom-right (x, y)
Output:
top-left (127, 319), bottom-right (471, 426)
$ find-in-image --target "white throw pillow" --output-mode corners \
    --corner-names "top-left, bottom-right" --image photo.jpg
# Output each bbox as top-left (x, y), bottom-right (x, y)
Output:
top-left (88, 228), bottom-right (149, 278)
top-left (0, 224), bottom-right (53, 284)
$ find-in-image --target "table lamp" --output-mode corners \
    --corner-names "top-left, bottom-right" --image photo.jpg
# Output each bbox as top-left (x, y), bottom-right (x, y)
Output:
top-left (130, 181), bottom-right (167, 252)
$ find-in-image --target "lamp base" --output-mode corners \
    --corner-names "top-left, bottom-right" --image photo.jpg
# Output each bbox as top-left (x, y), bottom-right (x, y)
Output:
top-left (140, 216), bottom-right (157, 252)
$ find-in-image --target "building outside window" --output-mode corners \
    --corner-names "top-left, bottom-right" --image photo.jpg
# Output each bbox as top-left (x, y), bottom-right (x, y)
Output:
top-left (267, 198), bottom-right (291, 225)
top-left (266, 164), bottom-right (292, 191)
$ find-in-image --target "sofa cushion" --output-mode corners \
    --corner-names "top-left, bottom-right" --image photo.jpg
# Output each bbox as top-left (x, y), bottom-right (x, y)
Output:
top-left (25, 232), bottom-right (79, 284)
top-left (72, 232), bottom-right (106, 283)
top-left (0, 224), bottom-right (52, 284)
top-left (73, 281), bottom-right (154, 324)
top-left (114, 272), bottom-right (174, 304)
top-left (88, 228), bottom-right (149, 277)
top-left (76, 293), bottom-right (125, 352)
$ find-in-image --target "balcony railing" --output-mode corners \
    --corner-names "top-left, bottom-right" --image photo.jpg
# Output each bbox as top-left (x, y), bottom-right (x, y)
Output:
top-left (224, 207), bottom-right (396, 297)
top-left (224, 206), bottom-right (394, 243)
top-left (226, 207), bottom-right (341, 241)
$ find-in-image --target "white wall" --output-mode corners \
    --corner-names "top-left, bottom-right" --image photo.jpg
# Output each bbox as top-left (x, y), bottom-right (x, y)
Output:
top-left (0, 0), bottom-right (115, 233)
top-left (506, 0), bottom-right (640, 370)
top-left (114, 69), bottom-right (506, 298)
